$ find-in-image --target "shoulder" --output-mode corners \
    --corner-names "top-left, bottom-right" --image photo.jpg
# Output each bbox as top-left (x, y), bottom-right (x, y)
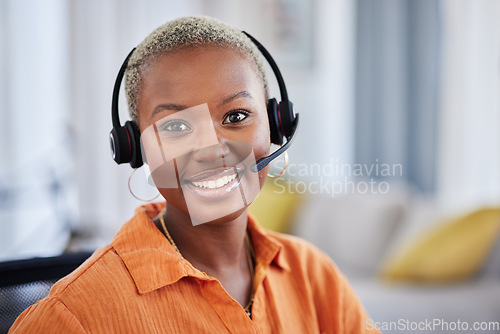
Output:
top-left (9, 296), bottom-right (87, 333)
top-left (12, 245), bottom-right (133, 325)
top-left (9, 246), bottom-right (126, 334)
top-left (50, 245), bottom-right (130, 298)
top-left (263, 229), bottom-right (353, 300)
top-left (265, 231), bottom-right (379, 333)
top-left (266, 229), bottom-right (340, 277)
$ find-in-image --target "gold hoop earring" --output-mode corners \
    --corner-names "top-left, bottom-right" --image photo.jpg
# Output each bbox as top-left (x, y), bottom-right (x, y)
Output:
top-left (128, 168), bottom-right (161, 202)
top-left (267, 151), bottom-right (289, 178)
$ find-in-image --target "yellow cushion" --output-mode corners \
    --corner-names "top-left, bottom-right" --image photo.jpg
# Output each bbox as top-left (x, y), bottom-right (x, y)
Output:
top-left (248, 179), bottom-right (303, 233)
top-left (380, 207), bottom-right (500, 283)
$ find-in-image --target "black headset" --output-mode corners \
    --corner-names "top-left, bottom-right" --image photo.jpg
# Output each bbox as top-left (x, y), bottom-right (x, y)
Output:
top-left (110, 31), bottom-right (299, 172)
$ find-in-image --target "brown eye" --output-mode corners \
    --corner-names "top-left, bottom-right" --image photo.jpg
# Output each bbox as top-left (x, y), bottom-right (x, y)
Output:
top-left (222, 110), bottom-right (249, 125)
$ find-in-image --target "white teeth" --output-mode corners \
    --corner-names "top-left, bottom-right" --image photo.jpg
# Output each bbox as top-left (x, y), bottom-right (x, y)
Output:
top-left (216, 178), bottom-right (224, 188)
top-left (191, 174), bottom-right (237, 189)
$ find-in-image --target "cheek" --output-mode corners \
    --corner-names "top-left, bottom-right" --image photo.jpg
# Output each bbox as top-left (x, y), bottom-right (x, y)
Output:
top-left (253, 127), bottom-right (271, 156)
top-left (251, 112), bottom-right (271, 157)
top-left (258, 166), bottom-right (269, 189)
top-left (251, 118), bottom-right (271, 189)
top-left (254, 135), bottom-right (270, 189)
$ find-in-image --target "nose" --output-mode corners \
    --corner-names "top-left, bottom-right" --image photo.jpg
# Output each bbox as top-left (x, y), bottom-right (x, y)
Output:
top-left (191, 137), bottom-right (231, 162)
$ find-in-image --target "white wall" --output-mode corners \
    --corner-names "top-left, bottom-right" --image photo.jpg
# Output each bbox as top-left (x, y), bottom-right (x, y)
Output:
top-left (0, 0), bottom-right (73, 260)
top-left (437, 0), bottom-right (500, 214)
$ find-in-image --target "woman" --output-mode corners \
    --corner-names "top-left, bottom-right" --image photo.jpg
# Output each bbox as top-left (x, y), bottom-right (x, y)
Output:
top-left (10, 16), bottom-right (378, 333)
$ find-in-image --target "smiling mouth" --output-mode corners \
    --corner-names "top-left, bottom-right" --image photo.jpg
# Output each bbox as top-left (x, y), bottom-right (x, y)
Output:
top-left (182, 167), bottom-right (244, 200)
top-left (190, 174), bottom-right (238, 189)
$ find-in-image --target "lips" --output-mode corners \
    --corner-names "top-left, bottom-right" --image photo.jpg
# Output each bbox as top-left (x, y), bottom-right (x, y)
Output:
top-left (182, 167), bottom-right (244, 200)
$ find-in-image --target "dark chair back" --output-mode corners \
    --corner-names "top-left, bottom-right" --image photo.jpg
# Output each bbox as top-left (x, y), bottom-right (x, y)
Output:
top-left (0, 252), bottom-right (92, 334)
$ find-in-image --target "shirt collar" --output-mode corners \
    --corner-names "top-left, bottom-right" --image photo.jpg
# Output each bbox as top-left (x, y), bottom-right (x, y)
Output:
top-left (246, 213), bottom-right (291, 272)
top-left (112, 203), bottom-right (290, 295)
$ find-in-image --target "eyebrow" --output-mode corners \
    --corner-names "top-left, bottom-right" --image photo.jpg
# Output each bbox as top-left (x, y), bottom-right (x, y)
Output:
top-left (218, 90), bottom-right (253, 107)
top-left (151, 90), bottom-right (253, 117)
top-left (151, 103), bottom-right (188, 117)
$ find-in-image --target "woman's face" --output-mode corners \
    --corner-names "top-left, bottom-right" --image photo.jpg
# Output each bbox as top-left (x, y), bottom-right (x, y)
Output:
top-left (137, 45), bottom-right (270, 225)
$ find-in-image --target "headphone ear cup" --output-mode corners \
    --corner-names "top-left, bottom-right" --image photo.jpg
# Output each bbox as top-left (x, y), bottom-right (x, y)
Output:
top-left (279, 100), bottom-right (295, 138)
top-left (110, 126), bottom-right (131, 164)
top-left (267, 98), bottom-right (283, 145)
top-left (125, 121), bottom-right (143, 168)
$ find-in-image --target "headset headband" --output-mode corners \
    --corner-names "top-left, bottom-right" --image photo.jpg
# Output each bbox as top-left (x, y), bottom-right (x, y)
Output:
top-left (111, 48), bottom-right (135, 129)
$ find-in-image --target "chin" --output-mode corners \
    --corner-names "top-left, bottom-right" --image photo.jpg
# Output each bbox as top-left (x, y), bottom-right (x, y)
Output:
top-left (200, 207), bottom-right (248, 226)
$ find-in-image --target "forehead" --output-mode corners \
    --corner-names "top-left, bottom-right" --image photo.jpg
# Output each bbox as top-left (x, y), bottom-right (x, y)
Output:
top-left (137, 46), bottom-right (265, 108)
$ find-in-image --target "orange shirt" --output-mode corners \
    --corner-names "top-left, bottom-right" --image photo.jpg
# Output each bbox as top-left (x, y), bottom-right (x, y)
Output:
top-left (10, 203), bottom-right (379, 333)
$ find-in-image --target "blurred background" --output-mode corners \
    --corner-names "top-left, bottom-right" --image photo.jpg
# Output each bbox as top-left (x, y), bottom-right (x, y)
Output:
top-left (0, 0), bottom-right (499, 332)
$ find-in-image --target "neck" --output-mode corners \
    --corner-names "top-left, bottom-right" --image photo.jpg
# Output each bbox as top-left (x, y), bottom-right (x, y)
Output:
top-left (161, 202), bottom-right (249, 274)
top-left (156, 201), bottom-right (254, 310)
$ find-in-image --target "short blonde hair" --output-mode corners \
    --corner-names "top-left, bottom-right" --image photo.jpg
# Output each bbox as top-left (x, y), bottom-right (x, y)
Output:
top-left (125, 16), bottom-right (269, 123)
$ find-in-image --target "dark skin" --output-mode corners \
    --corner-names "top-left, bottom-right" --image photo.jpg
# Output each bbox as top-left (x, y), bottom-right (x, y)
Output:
top-left (136, 45), bottom-right (271, 307)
